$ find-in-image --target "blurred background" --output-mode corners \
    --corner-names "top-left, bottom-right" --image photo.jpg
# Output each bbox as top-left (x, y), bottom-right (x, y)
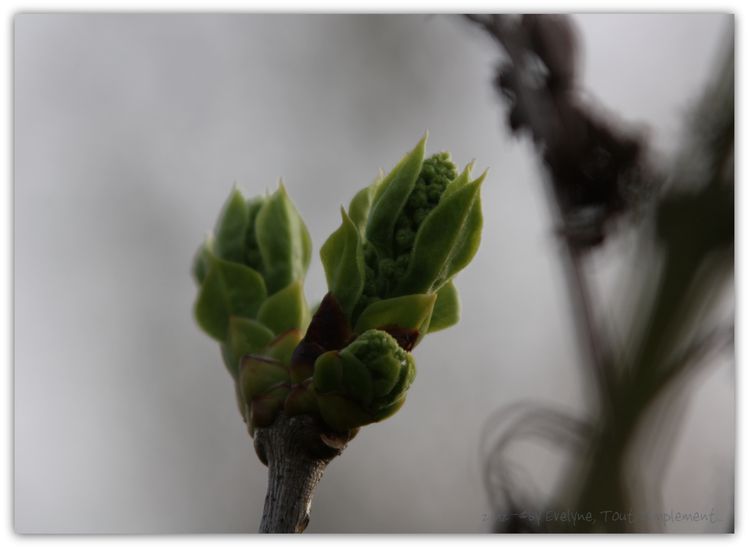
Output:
top-left (14, 13), bottom-right (733, 533)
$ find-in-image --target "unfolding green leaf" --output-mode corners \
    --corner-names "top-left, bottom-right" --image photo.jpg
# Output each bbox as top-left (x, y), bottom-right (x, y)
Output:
top-left (441, 161), bottom-right (474, 202)
top-left (194, 259), bottom-right (267, 340)
top-left (221, 317), bottom-right (276, 378)
top-left (239, 355), bottom-right (289, 402)
top-left (320, 209), bottom-right (365, 319)
top-left (214, 188), bottom-right (249, 263)
top-left (365, 135), bottom-right (426, 255)
top-left (255, 184), bottom-right (312, 294)
top-left (257, 279), bottom-right (310, 335)
top-left (397, 173), bottom-right (484, 295)
top-left (354, 293), bottom-right (436, 335)
top-left (428, 280), bottom-right (460, 333)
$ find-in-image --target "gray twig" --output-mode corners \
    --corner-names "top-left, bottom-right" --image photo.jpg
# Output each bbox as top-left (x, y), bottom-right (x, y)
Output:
top-left (254, 414), bottom-right (346, 533)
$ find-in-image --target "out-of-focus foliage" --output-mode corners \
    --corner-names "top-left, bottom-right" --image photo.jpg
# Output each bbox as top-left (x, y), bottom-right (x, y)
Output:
top-left (467, 14), bottom-right (734, 533)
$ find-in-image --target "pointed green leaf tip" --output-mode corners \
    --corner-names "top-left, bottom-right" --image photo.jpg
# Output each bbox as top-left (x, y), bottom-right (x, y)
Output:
top-left (441, 160), bottom-right (475, 202)
top-left (397, 170), bottom-right (485, 295)
top-left (348, 174), bottom-right (380, 233)
top-left (255, 183), bottom-right (312, 294)
top-left (365, 134), bottom-right (427, 256)
top-left (214, 187), bottom-right (249, 264)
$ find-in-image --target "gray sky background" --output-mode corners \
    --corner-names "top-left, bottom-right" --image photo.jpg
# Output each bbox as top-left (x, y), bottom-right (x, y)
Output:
top-left (14, 13), bottom-right (733, 533)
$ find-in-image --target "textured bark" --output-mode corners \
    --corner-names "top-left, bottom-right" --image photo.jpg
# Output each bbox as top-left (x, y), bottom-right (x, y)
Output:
top-left (254, 413), bottom-right (345, 533)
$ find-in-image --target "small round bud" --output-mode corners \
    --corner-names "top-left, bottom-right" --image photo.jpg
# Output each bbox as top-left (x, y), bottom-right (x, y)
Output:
top-left (314, 330), bottom-right (416, 430)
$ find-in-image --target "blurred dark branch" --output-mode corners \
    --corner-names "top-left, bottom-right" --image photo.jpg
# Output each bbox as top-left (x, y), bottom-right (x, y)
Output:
top-left (481, 403), bottom-right (593, 533)
top-left (466, 13), bottom-right (733, 532)
top-left (464, 14), bottom-right (658, 412)
top-left (671, 37), bottom-right (734, 191)
top-left (464, 15), bottom-right (577, 146)
top-left (565, 246), bottom-right (614, 407)
top-left (655, 322), bottom-right (734, 392)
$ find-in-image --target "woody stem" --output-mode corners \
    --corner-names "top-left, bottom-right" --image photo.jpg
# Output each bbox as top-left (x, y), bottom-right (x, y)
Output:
top-left (254, 414), bottom-right (339, 533)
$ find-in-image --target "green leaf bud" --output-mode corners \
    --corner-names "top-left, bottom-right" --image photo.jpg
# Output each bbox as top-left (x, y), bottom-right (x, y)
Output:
top-left (341, 330), bottom-right (414, 404)
top-left (315, 136), bottom-right (485, 357)
top-left (313, 329), bottom-right (416, 431)
top-left (193, 185), bottom-right (316, 432)
top-left (348, 137), bottom-right (476, 324)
